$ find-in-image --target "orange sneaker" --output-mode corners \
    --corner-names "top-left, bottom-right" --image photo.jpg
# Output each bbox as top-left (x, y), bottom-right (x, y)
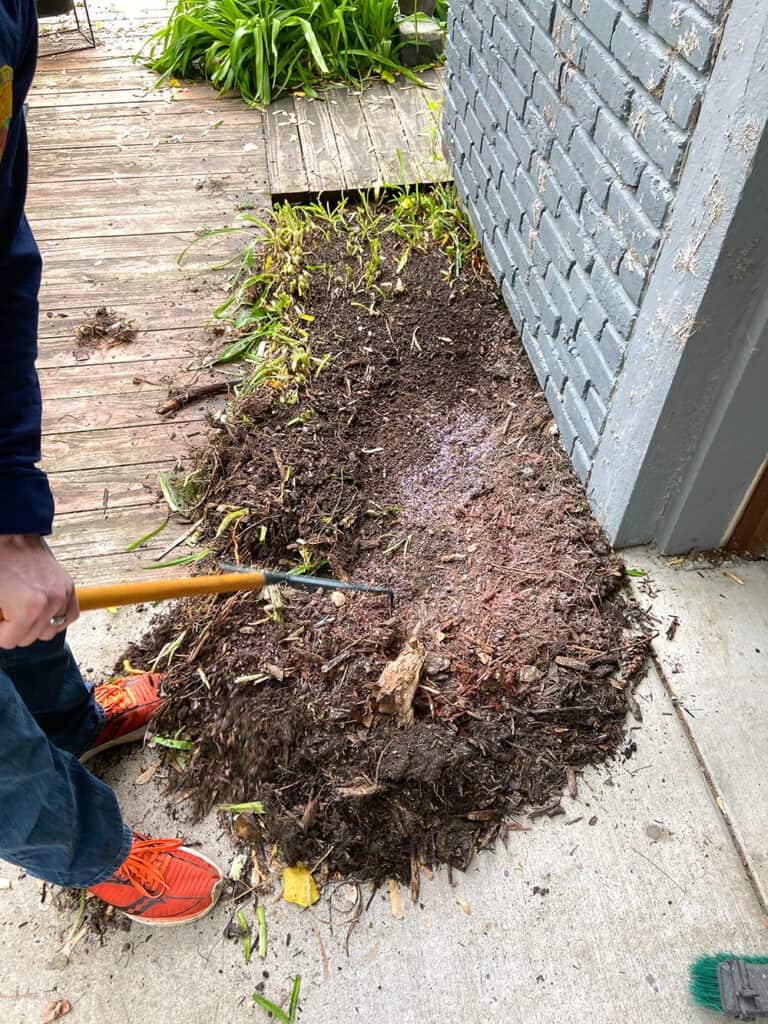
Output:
top-left (81, 673), bottom-right (163, 763)
top-left (89, 833), bottom-right (224, 926)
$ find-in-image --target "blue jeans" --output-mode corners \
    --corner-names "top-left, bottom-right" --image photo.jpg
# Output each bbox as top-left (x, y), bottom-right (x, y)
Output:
top-left (0, 633), bottom-right (132, 887)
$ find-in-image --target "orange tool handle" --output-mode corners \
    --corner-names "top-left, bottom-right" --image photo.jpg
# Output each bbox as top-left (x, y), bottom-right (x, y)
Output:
top-left (0, 571), bottom-right (268, 619)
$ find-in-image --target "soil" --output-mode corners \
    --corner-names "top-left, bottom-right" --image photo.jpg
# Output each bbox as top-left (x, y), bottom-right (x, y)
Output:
top-left (74, 306), bottom-right (136, 349)
top-left (130, 203), bottom-right (650, 887)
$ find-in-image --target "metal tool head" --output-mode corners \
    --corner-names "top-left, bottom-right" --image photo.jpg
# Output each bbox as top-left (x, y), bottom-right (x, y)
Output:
top-left (719, 959), bottom-right (768, 1020)
top-left (220, 563), bottom-right (395, 609)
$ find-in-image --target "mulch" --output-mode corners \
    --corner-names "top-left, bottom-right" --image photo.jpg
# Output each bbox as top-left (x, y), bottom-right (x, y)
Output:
top-left (129, 201), bottom-right (650, 888)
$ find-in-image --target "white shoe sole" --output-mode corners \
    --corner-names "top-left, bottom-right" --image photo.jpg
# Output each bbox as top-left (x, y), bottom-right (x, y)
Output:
top-left (80, 726), bottom-right (148, 765)
top-left (122, 848), bottom-right (225, 928)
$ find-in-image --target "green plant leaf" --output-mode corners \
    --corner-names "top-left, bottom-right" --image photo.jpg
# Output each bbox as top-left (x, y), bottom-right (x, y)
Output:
top-left (214, 801), bottom-right (265, 813)
top-left (257, 904), bottom-right (268, 960)
top-left (288, 976), bottom-right (302, 1021)
top-left (142, 549), bottom-right (211, 569)
top-left (215, 507), bottom-right (250, 537)
top-left (126, 518), bottom-right (169, 552)
top-left (237, 909), bottom-right (252, 965)
top-left (152, 735), bottom-right (193, 750)
top-left (252, 994), bottom-right (290, 1024)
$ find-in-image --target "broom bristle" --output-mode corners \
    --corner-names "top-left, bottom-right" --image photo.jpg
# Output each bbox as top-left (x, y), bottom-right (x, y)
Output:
top-left (689, 954), bottom-right (768, 1014)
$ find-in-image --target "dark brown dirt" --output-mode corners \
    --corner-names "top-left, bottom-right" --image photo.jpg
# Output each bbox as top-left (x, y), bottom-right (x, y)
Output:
top-left (130, 201), bottom-right (649, 887)
top-left (74, 307), bottom-right (136, 348)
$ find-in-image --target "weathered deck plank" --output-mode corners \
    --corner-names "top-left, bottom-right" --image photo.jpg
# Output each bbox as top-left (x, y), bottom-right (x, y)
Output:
top-left (32, 0), bottom-right (450, 578)
top-left (265, 95), bottom-right (310, 196)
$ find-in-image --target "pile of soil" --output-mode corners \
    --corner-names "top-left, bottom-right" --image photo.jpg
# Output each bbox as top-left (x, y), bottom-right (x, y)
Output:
top-left (134, 202), bottom-right (649, 885)
top-left (74, 306), bottom-right (136, 349)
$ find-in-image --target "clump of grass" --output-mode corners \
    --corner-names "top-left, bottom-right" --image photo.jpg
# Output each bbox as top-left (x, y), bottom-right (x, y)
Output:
top-left (144, 0), bottom-right (446, 106)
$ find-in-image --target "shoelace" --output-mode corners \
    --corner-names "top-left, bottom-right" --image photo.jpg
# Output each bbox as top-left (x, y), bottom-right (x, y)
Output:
top-left (116, 836), bottom-right (183, 898)
top-left (96, 679), bottom-right (137, 718)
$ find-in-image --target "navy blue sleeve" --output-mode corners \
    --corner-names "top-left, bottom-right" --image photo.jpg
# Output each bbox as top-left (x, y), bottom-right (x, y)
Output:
top-left (0, 0), bottom-right (54, 536)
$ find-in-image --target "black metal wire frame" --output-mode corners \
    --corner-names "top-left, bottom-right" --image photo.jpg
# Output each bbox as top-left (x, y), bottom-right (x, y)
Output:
top-left (38, 0), bottom-right (96, 58)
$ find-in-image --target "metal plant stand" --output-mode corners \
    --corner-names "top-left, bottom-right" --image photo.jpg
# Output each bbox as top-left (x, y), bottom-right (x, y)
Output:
top-left (38, 0), bottom-right (96, 58)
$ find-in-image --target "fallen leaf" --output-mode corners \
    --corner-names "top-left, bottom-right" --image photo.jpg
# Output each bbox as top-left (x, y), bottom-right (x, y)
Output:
top-left (388, 879), bottom-right (404, 919)
top-left (371, 636), bottom-right (425, 728)
top-left (229, 853), bottom-right (248, 881)
top-left (134, 760), bottom-right (161, 785)
top-left (234, 812), bottom-right (262, 841)
top-left (41, 998), bottom-right (71, 1022)
top-left (283, 864), bottom-right (320, 907)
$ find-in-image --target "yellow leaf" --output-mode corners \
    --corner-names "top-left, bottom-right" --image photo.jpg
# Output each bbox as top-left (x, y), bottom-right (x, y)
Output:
top-left (169, 78), bottom-right (181, 88)
top-left (283, 864), bottom-right (320, 907)
top-left (106, 606), bottom-right (118, 614)
top-left (122, 659), bottom-right (148, 676)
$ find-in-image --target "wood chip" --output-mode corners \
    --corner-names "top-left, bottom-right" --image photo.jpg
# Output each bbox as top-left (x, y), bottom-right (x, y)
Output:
top-left (555, 656), bottom-right (590, 671)
top-left (457, 898), bottom-right (472, 915)
top-left (410, 852), bottom-right (420, 904)
top-left (337, 782), bottom-right (387, 800)
top-left (566, 767), bottom-right (578, 800)
top-left (135, 760), bottom-right (162, 786)
top-left (529, 800), bottom-right (565, 819)
top-left (722, 570), bottom-right (745, 585)
top-left (41, 1000), bottom-right (72, 1023)
top-left (388, 879), bottom-right (405, 919)
top-left (371, 637), bottom-right (425, 728)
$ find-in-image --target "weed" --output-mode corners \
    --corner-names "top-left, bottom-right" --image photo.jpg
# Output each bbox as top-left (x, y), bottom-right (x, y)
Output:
top-left (203, 186), bottom-right (480, 405)
top-left (253, 975), bottom-right (302, 1023)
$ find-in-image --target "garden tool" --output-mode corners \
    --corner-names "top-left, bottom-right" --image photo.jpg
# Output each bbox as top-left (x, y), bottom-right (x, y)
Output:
top-left (690, 955), bottom-right (768, 1019)
top-left (0, 565), bottom-right (394, 618)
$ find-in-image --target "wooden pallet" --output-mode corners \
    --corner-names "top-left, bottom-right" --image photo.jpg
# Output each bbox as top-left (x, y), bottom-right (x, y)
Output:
top-left (264, 69), bottom-right (450, 196)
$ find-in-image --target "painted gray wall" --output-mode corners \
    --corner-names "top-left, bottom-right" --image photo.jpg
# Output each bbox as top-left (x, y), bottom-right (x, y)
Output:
top-left (588, 2), bottom-right (768, 549)
top-left (443, 0), bottom-right (729, 485)
top-left (444, 0), bottom-right (768, 551)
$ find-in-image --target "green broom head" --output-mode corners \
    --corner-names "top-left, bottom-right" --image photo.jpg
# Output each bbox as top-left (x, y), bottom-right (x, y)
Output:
top-left (690, 954), bottom-right (768, 1016)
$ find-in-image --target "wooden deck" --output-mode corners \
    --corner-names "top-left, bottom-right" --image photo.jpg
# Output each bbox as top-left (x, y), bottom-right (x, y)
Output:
top-left (28, 0), bottom-right (450, 585)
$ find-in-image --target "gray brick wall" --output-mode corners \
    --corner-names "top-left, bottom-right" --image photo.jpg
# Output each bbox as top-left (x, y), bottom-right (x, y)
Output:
top-left (443, 0), bottom-right (730, 482)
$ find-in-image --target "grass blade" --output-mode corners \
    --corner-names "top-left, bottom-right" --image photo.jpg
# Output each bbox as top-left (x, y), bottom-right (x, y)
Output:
top-left (252, 994), bottom-right (290, 1024)
top-left (257, 904), bottom-right (268, 960)
top-left (142, 549), bottom-right (211, 569)
top-left (237, 909), bottom-right (252, 965)
top-left (126, 517), bottom-right (169, 552)
top-left (214, 801), bottom-right (265, 813)
top-left (151, 735), bottom-right (193, 750)
top-left (288, 976), bottom-right (302, 1021)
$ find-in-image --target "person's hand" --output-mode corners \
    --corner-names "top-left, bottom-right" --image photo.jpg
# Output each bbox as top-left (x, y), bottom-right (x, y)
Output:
top-left (0, 535), bottom-right (79, 649)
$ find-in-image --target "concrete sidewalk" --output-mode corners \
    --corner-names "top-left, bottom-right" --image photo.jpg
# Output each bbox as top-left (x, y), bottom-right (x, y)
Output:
top-left (1, 556), bottom-right (766, 1024)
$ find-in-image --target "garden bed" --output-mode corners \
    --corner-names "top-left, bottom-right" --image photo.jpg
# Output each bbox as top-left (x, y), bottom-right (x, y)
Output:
top-left (132, 190), bottom-right (649, 887)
